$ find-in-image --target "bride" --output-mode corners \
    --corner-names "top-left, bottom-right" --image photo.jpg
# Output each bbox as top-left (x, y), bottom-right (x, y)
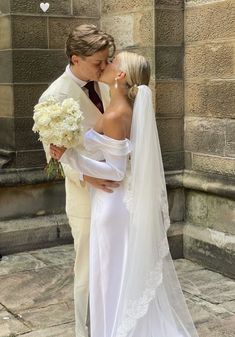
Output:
top-left (50, 51), bottom-right (199, 337)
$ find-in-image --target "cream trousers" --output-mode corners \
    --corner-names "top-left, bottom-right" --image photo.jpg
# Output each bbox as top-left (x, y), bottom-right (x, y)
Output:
top-left (69, 214), bottom-right (90, 337)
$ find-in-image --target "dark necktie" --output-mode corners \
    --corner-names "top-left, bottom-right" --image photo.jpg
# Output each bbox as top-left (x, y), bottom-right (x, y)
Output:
top-left (84, 81), bottom-right (104, 114)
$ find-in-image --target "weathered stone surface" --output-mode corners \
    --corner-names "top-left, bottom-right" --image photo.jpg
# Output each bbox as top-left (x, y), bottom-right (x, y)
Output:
top-left (156, 9), bottom-right (184, 44)
top-left (134, 10), bottom-right (154, 47)
top-left (0, 310), bottom-right (30, 337)
top-left (184, 43), bottom-right (234, 79)
top-left (186, 190), bottom-right (235, 234)
top-left (225, 120), bottom-right (235, 158)
top-left (184, 117), bottom-right (226, 155)
top-left (0, 0), bottom-right (10, 13)
top-left (155, 0), bottom-right (183, 7)
top-left (12, 16), bottom-right (47, 49)
top-left (185, 0), bottom-right (235, 42)
top-left (102, 0), bottom-right (153, 14)
top-left (0, 51), bottom-right (12, 83)
top-left (157, 118), bottom-right (183, 152)
top-left (0, 266), bottom-right (74, 311)
top-left (10, 0), bottom-right (72, 15)
top-left (20, 302), bottom-right (75, 330)
top-left (0, 117), bottom-right (15, 150)
top-left (0, 253), bottom-right (46, 276)
top-left (14, 84), bottom-right (48, 117)
top-left (162, 151), bottom-right (184, 170)
top-left (17, 322), bottom-right (75, 337)
top-left (0, 85), bottom-right (14, 117)
top-left (183, 170), bottom-right (235, 200)
top-left (156, 81), bottom-right (183, 116)
top-left (184, 151), bottom-right (192, 169)
top-left (15, 117), bottom-right (41, 151)
top-left (192, 153), bottom-right (235, 176)
top-left (73, 0), bottom-right (100, 16)
top-left (0, 181), bottom-right (65, 220)
top-left (49, 17), bottom-right (99, 49)
top-left (197, 316), bottom-right (235, 337)
top-left (156, 46), bottom-right (183, 79)
top-left (12, 50), bottom-right (67, 83)
top-left (30, 244), bottom-right (75, 267)
top-left (185, 80), bottom-right (235, 118)
top-left (101, 15), bottom-right (135, 49)
top-left (0, 15), bottom-right (11, 49)
top-left (168, 188), bottom-right (185, 222)
top-left (184, 224), bottom-right (235, 279)
top-left (0, 214), bottom-right (72, 255)
top-left (15, 150), bottom-right (46, 169)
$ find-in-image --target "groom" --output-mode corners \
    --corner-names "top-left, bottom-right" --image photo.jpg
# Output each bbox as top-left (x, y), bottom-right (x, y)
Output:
top-left (39, 24), bottom-right (117, 337)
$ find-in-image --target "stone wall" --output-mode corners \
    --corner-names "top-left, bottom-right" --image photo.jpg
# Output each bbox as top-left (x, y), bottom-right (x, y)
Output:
top-left (0, 0), bottom-right (99, 220)
top-left (183, 0), bottom-right (235, 277)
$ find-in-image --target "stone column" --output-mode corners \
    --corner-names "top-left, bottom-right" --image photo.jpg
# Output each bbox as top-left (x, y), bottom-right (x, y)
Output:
top-left (0, 0), bottom-right (99, 252)
top-left (184, 0), bottom-right (235, 277)
top-left (101, 0), bottom-right (185, 257)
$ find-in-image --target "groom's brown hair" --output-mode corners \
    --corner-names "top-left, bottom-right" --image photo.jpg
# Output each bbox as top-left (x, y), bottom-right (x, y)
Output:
top-left (66, 24), bottom-right (115, 64)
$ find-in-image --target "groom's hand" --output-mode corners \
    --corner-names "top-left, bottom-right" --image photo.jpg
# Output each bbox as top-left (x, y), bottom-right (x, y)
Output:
top-left (83, 175), bottom-right (120, 193)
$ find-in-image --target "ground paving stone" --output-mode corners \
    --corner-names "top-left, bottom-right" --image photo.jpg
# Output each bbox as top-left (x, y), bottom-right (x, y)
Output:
top-left (0, 244), bottom-right (234, 337)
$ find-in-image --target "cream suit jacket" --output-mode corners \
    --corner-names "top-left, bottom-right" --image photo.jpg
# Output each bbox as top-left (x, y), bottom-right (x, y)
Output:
top-left (39, 71), bottom-right (110, 219)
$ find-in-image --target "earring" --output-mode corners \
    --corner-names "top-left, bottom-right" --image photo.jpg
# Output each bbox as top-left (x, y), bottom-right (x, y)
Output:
top-left (114, 77), bottom-right (118, 89)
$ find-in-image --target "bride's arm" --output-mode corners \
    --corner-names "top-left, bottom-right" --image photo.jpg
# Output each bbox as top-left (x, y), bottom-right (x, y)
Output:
top-left (50, 114), bottom-right (130, 182)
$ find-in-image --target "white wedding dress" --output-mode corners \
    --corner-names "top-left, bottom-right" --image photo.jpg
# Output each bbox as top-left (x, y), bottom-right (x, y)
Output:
top-left (60, 86), bottom-right (199, 337)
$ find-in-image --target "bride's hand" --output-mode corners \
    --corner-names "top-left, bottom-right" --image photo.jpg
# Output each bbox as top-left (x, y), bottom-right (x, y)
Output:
top-left (50, 144), bottom-right (66, 160)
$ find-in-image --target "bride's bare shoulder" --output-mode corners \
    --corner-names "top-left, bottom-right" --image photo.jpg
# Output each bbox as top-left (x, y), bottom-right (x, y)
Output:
top-left (103, 107), bottom-right (131, 140)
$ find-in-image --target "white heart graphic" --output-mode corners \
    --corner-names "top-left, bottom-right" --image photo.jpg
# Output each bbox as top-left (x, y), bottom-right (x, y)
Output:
top-left (40, 2), bottom-right (50, 12)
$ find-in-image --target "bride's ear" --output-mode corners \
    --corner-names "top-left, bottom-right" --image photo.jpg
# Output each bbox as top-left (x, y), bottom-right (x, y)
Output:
top-left (117, 71), bottom-right (126, 80)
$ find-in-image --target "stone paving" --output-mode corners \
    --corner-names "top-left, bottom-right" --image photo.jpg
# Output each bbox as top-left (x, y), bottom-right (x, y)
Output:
top-left (0, 244), bottom-right (235, 337)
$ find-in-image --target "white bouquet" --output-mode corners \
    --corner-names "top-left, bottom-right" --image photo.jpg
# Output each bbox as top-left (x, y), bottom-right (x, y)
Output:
top-left (33, 97), bottom-right (84, 178)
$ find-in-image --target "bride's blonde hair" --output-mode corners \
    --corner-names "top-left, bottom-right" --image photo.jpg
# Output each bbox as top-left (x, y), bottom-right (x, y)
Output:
top-left (117, 51), bottom-right (151, 100)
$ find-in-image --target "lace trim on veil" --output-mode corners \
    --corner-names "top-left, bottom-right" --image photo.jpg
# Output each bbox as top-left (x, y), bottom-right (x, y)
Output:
top-left (116, 237), bottom-right (170, 337)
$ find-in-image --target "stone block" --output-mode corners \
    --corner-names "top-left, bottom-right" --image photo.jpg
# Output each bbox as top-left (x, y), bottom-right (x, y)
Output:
top-left (192, 153), bottom-right (235, 176)
top-left (15, 150), bottom-right (46, 168)
top-left (102, 0), bottom-right (153, 14)
top-left (167, 222), bottom-right (184, 259)
top-left (49, 17), bottom-right (99, 49)
top-left (101, 15), bottom-right (135, 49)
top-left (73, 0), bottom-right (100, 16)
top-left (184, 43), bottom-right (234, 80)
top-left (156, 81), bottom-right (183, 116)
top-left (0, 85), bottom-right (14, 117)
top-left (12, 15), bottom-right (47, 49)
top-left (0, 310), bottom-right (30, 336)
top-left (10, 0), bottom-right (72, 15)
top-left (15, 117), bottom-right (41, 151)
top-left (186, 190), bottom-right (235, 234)
top-left (0, 15), bottom-right (11, 49)
top-left (155, 0), bottom-right (183, 7)
top-left (168, 188), bottom-right (185, 221)
top-left (184, 224), bottom-right (235, 279)
top-left (185, 80), bottom-right (235, 118)
top-left (0, 215), bottom-right (71, 255)
top-left (184, 117), bottom-right (226, 155)
top-left (0, 51), bottom-right (12, 83)
top-left (134, 10), bottom-right (154, 47)
top-left (157, 118), bottom-right (183, 152)
top-left (12, 50), bottom-right (67, 83)
top-left (185, 0), bottom-right (235, 42)
top-left (14, 84), bottom-right (48, 117)
top-left (225, 120), bottom-right (235, 158)
top-left (156, 9), bottom-right (184, 44)
top-left (0, 117), bottom-right (15, 150)
top-left (0, 181), bottom-right (65, 219)
top-left (162, 151), bottom-right (184, 170)
top-left (155, 46), bottom-right (183, 79)
top-left (0, 0), bottom-right (10, 13)
top-left (184, 151), bottom-right (192, 169)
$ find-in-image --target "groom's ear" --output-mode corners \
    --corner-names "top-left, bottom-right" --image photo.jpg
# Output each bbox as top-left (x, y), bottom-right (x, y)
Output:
top-left (71, 55), bottom-right (81, 65)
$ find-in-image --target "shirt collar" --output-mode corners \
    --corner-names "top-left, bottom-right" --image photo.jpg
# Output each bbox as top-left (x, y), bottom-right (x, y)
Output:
top-left (65, 65), bottom-right (88, 87)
